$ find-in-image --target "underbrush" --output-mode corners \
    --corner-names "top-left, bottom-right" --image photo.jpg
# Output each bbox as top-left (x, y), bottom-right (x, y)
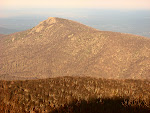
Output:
top-left (0, 76), bottom-right (150, 113)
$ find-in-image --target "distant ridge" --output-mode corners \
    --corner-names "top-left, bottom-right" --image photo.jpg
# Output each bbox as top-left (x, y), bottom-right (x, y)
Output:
top-left (0, 27), bottom-right (18, 34)
top-left (0, 17), bottom-right (150, 80)
top-left (0, 34), bottom-right (4, 37)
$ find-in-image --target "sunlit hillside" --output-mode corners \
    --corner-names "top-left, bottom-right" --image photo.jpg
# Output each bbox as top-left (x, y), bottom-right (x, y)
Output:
top-left (0, 17), bottom-right (150, 80)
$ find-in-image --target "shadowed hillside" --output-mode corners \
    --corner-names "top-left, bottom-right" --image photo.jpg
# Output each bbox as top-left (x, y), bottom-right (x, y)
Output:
top-left (0, 17), bottom-right (150, 80)
top-left (0, 76), bottom-right (150, 113)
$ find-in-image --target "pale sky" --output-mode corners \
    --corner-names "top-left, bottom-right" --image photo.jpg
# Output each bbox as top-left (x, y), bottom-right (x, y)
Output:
top-left (0, 0), bottom-right (150, 18)
top-left (1, 0), bottom-right (150, 9)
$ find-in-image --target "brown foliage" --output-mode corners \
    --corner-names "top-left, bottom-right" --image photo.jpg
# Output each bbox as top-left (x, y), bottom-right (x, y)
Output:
top-left (0, 76), bottom-right (150, 112)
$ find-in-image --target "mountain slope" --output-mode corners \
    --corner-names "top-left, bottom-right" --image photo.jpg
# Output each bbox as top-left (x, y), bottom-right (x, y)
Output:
top-left (0, 17), bottom-right (150, 80)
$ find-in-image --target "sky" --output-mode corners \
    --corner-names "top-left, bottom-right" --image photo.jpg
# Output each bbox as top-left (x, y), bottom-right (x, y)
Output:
top-left (1, 0), bottom-right (150, 9)
top-left (0, 0), bottom-right (150, 18)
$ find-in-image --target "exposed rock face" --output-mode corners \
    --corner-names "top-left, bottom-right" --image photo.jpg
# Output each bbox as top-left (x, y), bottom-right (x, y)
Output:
top-left (30, 17), bottom-right (57, 33)
top-left (0, 17), bottom-right (150, 80)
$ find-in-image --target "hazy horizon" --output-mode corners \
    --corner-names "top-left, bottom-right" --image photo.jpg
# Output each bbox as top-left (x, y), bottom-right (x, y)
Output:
top-left (1, 0), bottom-right (150, 37)
top-left (0, 9), bottom-right (150, 37)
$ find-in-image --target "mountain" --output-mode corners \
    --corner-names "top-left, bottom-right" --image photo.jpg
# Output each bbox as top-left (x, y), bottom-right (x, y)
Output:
top-left (0, 17), bottom-right (150, 80)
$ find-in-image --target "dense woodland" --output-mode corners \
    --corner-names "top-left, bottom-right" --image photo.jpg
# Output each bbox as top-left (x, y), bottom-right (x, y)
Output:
top-left (0, 76), bottom-right (150, 113)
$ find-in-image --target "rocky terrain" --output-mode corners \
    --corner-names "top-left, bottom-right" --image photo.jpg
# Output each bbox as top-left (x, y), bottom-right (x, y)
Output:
top-left (0, 17), bottom-right (150, 80)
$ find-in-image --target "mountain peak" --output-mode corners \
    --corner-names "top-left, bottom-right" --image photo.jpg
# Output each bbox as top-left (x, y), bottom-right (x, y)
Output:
top-left (30, 17), bottom-right (59, 33)
top-left (45, 17), bottom-right (57, 24)
top-left (30, 17), bottom-right (96, 33)
top-left (30, 17), bottom-right (69, 33)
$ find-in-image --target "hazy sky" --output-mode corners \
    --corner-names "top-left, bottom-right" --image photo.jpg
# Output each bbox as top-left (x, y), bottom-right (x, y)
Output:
top-left (1, 0), bottom-right (150, 18)
top-left (1, 0), bottom-right (150, 9)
